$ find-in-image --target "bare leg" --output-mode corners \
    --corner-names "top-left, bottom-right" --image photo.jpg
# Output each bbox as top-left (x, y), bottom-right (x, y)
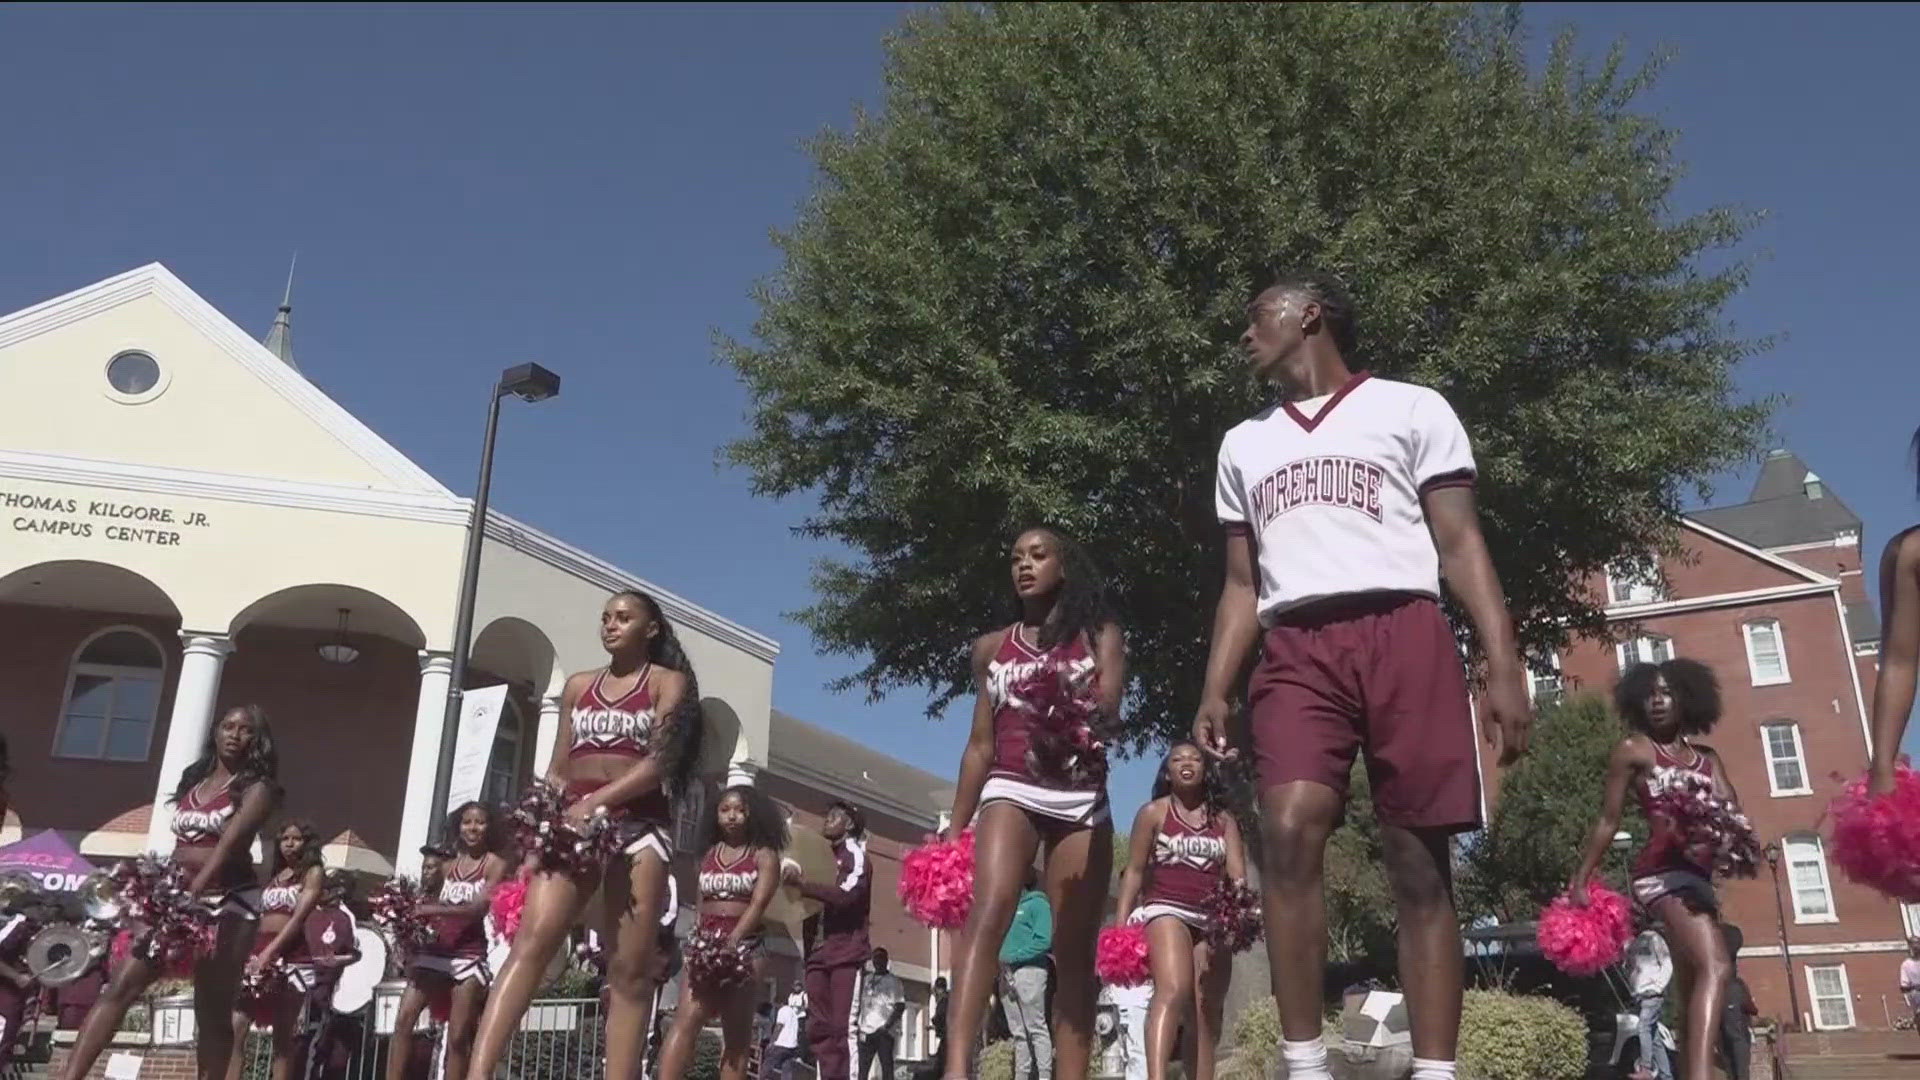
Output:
top-left (1144, 918), bottom-right (1195, 1080)
top-left (57, 954), bottom-right (157, 1080)
top-left (1653, 897), bottom-right (1730, 1080)
top-left (463, 870), bottom-right (594, 1079)
top-left (1181, 939), bottom-right (1229, 1080)
top-left (384, 982), bottom-right (433, 1080)
top-left (225, 1008), bottom-right (251, 1080)
top-left (941, 804), bottom-right (1041, 1078)
top-left (268, 986), bottom-right (303, 1080)
top-left (196, 913), bottom-right (259, 1080)
top-left (717, 960), bottom-right (765, 1080)
top-left (1380, 825), bottom-right (1464, 1061)
top-left (1258, 782), bottom-right (1343, 1041)
top-left (446, 977), bottom-right (487, 1080)
top-left (656, 986), bottom-right (721, 1080)
top-left (1045, 819), bottom-right (1112, 1080)
top-left (602, 850), bottom-right (670, 1080)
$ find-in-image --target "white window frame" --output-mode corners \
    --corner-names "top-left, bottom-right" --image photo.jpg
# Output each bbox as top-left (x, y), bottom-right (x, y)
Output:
top-left (1742, 619), bottom-right (1792, 686)
top-left (1759, 721), bottom-right (1812, 797)
top-left (52, 625), bottom-right (168, 763)
top-left (1903, 902), bottom-right (1920, 939)
top-left (1615, 634), bottom-right (1674, 670)
top-left (1606, 561), bottom-right (1664, 606)
top-left (1526, 652), bottom-right (1564, 706)
top-left (1805, 964), bottom-right (1856, 1030)
top-left (1782, 834), bottom-right (1839, 925)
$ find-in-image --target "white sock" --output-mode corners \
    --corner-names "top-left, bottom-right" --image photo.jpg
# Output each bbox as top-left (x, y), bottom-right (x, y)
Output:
top-left (1280, 1037), bottom-right (1333, 1080)
top-left (1410, 1059), bottom-right (1457, 1080)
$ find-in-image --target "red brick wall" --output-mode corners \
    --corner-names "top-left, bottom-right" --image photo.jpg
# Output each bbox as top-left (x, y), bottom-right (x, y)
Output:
top-left (0, 602), bottom-right (182, 834)
top-left (50, 1042), bottom-right (197, 1079)
top-left (1490, 526), bottom-right (1907, 1027)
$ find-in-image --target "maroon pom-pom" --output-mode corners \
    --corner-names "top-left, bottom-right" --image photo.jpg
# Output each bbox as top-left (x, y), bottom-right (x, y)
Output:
top-left (1016, 660), bottom-right (1110, 787)
top-left (511, 779), bottom-right (624, 875)
top-left (369, 877), bottom-right (432, 955)
top-left (1647, 771), bottom-right (1760, 879)
top-left (684, 927), bottom-right (755, 992)
top-left (1202, 880), bottom-right (1263, 954)
top-left (109, 856), bottom-right (215, 972)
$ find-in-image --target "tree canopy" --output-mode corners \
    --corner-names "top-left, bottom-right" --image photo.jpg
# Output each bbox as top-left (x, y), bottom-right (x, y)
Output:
top-left (724, 3), bottom-right (1769, 747)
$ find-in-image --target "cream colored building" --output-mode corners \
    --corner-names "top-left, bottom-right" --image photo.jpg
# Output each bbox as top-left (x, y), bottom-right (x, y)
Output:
top-left (0, 263), bottom-right (776, 876)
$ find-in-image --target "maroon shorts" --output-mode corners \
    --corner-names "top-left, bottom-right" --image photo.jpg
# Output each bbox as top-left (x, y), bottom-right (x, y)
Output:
top-left (1248, 592), bottom-right (1481, 832)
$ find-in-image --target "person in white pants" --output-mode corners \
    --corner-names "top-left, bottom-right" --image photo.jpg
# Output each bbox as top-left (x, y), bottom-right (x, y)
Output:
top-left (1107, 982), bottom-right (1151, 1080)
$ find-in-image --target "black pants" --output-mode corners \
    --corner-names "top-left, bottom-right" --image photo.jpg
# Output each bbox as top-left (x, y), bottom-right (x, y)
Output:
top-left (858, 1030), bottom-right (895, 1080)
top-left (1718, 1009), bottom-right (1750, 1080)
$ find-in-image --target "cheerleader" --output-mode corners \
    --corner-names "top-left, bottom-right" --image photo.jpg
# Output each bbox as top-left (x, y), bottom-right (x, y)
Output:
top-left (1568, 660), bottom-right (1740, 1080)
top-left (940, 526), bottom-right (1125, 1080)
top-left (463, 590), bottom-right (704, 1080)
top-left (59, 705), bottom-right (283, 1080)
top-left (386, 803), bottom-right (507, 1080)
top-left (654, 785), bottom-right (786, 1080)
top-left (1869, 428), bottom-right (1920, 795)
top-left (1113, 742), bottom-right (1246, 1080)
top-left (228, 821), bottom-right (325, 1080)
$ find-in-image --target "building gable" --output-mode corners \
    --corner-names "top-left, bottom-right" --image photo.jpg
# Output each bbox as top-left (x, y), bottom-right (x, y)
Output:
top-left (0, 264), bottom-right (448, 495)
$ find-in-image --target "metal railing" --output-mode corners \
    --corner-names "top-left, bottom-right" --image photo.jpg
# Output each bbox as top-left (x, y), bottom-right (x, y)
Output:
top-left (232, 992), bottom-right (612, 1079)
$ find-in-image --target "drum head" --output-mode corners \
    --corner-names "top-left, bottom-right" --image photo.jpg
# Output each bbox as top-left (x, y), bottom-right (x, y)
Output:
top-left (764, 824), bottom-right (834, 950)
top-left (331, 928), bottom-right (387, 1015)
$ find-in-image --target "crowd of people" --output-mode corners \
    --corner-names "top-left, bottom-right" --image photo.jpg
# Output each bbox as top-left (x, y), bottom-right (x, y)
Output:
top-left (2, 274), bottom-right (1919, 1080)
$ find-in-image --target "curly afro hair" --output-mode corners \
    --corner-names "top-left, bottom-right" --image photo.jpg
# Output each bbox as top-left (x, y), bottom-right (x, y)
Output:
top-left (1615, 658), bottom-right (1721, 737)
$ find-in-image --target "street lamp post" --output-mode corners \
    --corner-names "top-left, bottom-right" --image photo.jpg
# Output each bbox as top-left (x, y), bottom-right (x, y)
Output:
top-left (425, 363), bottom-right (561, 845)
top-left (1764, 843), bottom-right (1804, 1031)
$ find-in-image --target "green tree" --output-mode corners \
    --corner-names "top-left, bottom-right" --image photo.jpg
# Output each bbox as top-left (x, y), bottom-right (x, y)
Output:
top-left (724, 3), bottom-right (1769, 746)
top-left (1458, 694), bottom-right (1644, 923)
top-left (1325, 766), bottom-right (1396, 964)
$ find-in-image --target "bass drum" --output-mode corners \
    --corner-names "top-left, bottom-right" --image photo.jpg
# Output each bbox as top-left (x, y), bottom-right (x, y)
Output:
top-left (331, 927), bottom-right (388, 1015)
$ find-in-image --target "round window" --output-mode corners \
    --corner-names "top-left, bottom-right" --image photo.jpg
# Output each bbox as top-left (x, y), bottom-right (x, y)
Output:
top-left (106, 351), bottom-right (161, 395)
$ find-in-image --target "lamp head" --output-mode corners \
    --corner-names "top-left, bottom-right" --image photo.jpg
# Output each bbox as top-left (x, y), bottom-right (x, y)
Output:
top-left (498, 362), bottom-right (560, 403)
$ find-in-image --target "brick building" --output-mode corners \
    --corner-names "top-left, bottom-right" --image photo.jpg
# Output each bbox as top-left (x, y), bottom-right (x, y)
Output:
top-left (1525, 450), bottom-right (1904, 1031)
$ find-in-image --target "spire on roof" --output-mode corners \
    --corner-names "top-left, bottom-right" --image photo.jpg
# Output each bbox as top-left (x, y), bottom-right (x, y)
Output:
top-left (261, 253), bottom-right (298, 371)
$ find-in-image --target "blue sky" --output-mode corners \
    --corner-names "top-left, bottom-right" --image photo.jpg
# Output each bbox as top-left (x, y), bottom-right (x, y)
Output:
top-left (1, 3), bottom-right (1914, 819)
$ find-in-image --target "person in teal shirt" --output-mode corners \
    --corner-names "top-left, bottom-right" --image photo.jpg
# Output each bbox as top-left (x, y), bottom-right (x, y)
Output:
top-left (999, 868), bottom-right (1053, 1080)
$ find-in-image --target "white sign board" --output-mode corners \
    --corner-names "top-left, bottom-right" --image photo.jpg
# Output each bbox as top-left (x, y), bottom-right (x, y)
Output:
top-left (104, 1052), bottom-right (143, 1079)
top-left (446, 684), bottom-right (510, 812)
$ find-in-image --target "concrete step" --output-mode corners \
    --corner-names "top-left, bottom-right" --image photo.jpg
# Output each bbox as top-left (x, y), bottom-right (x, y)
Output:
top-left (1784, 1056), bottom-right (1920, 1080)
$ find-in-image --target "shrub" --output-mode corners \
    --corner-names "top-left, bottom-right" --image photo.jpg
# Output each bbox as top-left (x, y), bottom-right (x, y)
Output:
top-left (977, 1039), bottom-right (1015, 1080)
top-left (685, 1031), bottom-right (724, 1080)
top-left (1456, 989), bottom-right (1586, 1080)
top-left (1218, 998), bottom-right (1343, 1080)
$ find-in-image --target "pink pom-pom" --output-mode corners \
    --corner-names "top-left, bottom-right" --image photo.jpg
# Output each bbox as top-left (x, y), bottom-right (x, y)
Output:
top-left (1830, 763), bottom-right (1920, 901)
top-left (110, 929), bottom-right (134, 968)
top-left (490, 874), bottom-right (530, 941)
top-left (1536, 884), bottom-right (1633, 976)
top-left (898, 830), bottom-right (974, 930)
top-left (1096, 924), bottom-right (1151, 986)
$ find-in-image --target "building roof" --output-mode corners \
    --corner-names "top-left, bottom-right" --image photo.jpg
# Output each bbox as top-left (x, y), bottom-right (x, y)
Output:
top-left (1844, 598), bottom-right (1882, 647)
top-left (261, 255), bottom-right (297, 370)
top-left (765, 709), bottom-right (952, 829)
top-left (1687, 450), bottom-right (1863, 550)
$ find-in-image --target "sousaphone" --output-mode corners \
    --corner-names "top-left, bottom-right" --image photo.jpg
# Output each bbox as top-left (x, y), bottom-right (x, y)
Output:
top-left (764, 823), bottom-right (834, 954)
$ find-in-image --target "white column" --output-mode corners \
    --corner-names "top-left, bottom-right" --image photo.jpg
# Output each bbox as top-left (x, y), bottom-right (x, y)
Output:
top-left (395, 651), bottom-right (455, 878)
top-left (146, 633), bottom-right (234, 856)
top-left (532, 692), bottom-right (562, 779)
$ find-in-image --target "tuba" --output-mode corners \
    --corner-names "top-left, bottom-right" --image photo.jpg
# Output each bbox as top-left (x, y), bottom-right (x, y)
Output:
top-left (75, 869), bottom-right (122, 922)
top-left (0, 870), bottom-right (44, 912)
top-left (25, 922), bottom-right (104, 987)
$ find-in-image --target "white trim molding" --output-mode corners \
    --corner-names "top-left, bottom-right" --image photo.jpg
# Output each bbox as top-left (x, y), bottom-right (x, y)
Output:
top-left (1738, 939), bottom-right (1908, 959)
top-left (1680, 517), bottom-right (1842, 586)
top-left (1831, 593), bottom-right (1874, 750)
top-left (1603, 581), bottom-right (1836, 622)
top-left (0, 263), bottom-right (451, 496)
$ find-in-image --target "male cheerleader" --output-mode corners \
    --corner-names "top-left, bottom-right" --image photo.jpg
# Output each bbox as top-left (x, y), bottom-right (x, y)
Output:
top-left (784, 801), bottom-right (871, 1080)
top-left (1194, 275), bottom-right (1532, 1080)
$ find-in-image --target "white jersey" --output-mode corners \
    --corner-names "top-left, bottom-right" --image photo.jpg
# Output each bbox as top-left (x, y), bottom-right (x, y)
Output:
top-left (1214, 373), bottom-right (1475, 624)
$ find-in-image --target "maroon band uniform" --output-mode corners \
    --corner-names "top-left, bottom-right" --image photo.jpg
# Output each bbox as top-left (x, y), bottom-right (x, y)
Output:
top-left (801, 836), bottom-right (870, 1080)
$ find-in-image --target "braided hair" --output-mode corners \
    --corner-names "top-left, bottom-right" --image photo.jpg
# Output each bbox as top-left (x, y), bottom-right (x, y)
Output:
top-left (1259, 273), bottom-right (1359, 357)
top-left (1008, 526), bottom-right (1118, 652)
top-left (613, 590), bottom-right (706, 800)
